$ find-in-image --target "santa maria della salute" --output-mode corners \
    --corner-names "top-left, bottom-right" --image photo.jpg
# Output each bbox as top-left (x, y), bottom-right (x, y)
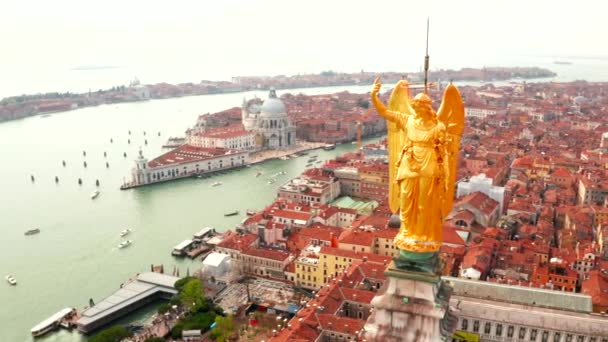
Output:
top-left (242, 89), bottom-right (296, 149)
top-left (186, 89), bottom-right (296, 151)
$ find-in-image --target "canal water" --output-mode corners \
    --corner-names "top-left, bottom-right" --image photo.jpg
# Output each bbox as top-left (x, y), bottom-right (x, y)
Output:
top-left (0, 84), bottom-right (383, 342)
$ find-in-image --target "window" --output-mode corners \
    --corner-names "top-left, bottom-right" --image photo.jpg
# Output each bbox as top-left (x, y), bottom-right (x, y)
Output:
top-left (484, 323), bottom-right (491, 334)
top-left (508, 326), bottom-right (514, 338)
top-left (496, 324), bottom-right (502, 337)
top-left (566, 335), bottom-right (573, 342)
top-left (531, 329), bottom-right (538, 341)
top-left (554, 333), bottom-right (561, 342)
top-left (542, 331), bottom-right (549, 342)
top-left (519, 328), bottom-right (526, 340)
top-left (473, 321), bottom-right (479, 333)
top-left (461, 319), bottom-right (468, 331)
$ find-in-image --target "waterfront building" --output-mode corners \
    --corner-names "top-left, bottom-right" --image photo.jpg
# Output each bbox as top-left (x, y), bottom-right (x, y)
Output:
top-left (125, 145), bottom-right (249, 187)
top-left (186, 123), bottom-right (256, 150)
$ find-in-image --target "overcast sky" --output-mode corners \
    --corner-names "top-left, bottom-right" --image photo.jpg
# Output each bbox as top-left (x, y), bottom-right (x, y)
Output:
top-left (1, 0), bottom-right (606, 89)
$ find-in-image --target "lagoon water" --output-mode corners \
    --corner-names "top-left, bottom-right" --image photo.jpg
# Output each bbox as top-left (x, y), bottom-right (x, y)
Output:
top-left (0, 84), bottom-right (389, 342)
top-left (1, 57), bottom-right (608, 341)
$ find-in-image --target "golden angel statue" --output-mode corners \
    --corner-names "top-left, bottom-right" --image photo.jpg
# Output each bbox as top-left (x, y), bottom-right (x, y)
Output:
top-left (371, 77), bottom-right (464, 271)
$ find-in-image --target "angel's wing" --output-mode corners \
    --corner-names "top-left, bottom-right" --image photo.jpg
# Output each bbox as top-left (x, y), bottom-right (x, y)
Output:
top-left (436, 83), bottom-right (465, 215)
top-left (386, 81), bottom-right (415, 214)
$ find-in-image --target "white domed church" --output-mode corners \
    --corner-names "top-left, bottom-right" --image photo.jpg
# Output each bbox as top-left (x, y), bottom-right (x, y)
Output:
top-left (242, 89), bottom-right (296, 149)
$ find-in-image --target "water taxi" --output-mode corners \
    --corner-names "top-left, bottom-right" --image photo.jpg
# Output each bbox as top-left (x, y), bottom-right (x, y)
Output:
top-left (224, 210), bottom-right (239, 217)
top-left (211, 181), bottom-right (222, 187)
top-left (25, 228), bottom-right (41, 236)
top-left (30, 308), bottom-right (76, 337)
top-left (91, 190), bottom-right (100, 199)
top-left (5, 275), bottom-right (17, 286)
top-left (118, 240), bottom-right (133, 249)
top-left (120, 228), bottom-right (132, 237)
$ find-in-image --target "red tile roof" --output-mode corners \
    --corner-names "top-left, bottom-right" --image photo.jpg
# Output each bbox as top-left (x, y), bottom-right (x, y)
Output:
top-left (242, 247), bottom-right (290, 261)
top-left (147, 144), bottom-right (242, 168)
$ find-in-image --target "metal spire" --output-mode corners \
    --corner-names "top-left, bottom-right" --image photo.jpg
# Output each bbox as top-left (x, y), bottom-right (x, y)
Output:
top-left (424, 18), bottom-right (430, 94)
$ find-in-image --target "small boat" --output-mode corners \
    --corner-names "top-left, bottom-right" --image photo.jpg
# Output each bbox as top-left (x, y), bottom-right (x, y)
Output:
top-left (25, 228), bottom-right (41, 236)
top-left (323, 144), bottom-right (336, 151)
top-left (118, 240), bottom-right (132, 249)
top-left (91, 190), bottom-right (100, 199)
top-left (315, 160), bottom-right (322, 164)
top-left (267, 179), bottom-right (276, 184)
top-left (224, 210), bottom-right (239, 217)
top-left (255, 171), bottom-right (263, 178)
top-left (279, 156), bottom-right (290, 160)
top-left (306, 163), bottom-right (313, 167)
top-left (120, 228), bottom-right (132, 237)
top-left (211, 181), bottom-right (222, 187)
top-left (5, 275), bottom-right (17, 286)
top-left (246, 209), bottom-right (256, 216)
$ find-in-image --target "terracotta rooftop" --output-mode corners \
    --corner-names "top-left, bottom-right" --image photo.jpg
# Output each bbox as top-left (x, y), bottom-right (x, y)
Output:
top-left (147, 144), bottom-right (241, 168)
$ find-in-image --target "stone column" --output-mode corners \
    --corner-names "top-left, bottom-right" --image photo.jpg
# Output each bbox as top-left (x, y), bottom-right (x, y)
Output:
top-left (363, 261), bottom-right (457, 342)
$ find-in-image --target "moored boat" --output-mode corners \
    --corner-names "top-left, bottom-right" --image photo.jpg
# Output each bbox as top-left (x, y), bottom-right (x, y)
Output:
top-left (91, 190), bottom-right (100, 199)
top-left (211, 181), bottom-right (222, 187)
top-left (118, 240), bottom-right (132, 249)
top-left (246, 209), bottom-right (256, 216)
top-left (30, 308), bottom-right (76, 337)
top-left (25, 228), bottom-right (41, 236)
top-left (224, 210), bottom-right (239, 217)
top-left (120, 228), bottom-right (132, 237)
top-left (5, 275), bottom-right (17, 286)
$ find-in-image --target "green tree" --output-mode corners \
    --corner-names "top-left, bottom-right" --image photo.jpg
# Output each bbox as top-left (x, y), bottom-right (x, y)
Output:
top-left (210, 315), bottom-right (234, 342)
top-left (158, 303), bottom-right (171, 314)
top-left (174, 276), bottom-right (196, 292)
top-left (89, 326), bottom-right (132, 342)
top-left (179, 279), bottom-right (205, 313)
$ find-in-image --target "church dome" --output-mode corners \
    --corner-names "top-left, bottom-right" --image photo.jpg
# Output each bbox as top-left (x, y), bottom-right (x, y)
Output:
top-left (260, 89), bottom-right (287, 117)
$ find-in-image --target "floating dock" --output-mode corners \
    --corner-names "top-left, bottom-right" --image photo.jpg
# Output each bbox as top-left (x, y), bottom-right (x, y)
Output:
top-left (76, 272), bottom-right (180, 334)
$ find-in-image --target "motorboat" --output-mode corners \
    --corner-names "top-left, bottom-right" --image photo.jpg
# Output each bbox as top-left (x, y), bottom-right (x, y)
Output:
top-left (211, 181), bottom-right (222, 187)
top-left (120, 228), bottom-right (132, 237)
top-left (25, 228), bottom-right (41, 236)
top-left (91, 190), bottom-right (100, 199)
top-left (5, 275), bottom-right (17, 286)
top-left (267, 179), bottom-right (276, 185)
top-left (224, 210), bottom-right (239, 217)
top-left (323, 144), bottom-right (336, 151)
top-left (118, 240), bottom-right (132, 249)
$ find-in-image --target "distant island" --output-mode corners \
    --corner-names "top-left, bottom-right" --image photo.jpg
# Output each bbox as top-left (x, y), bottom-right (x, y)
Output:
top-left (0, 67), bottom-right (556, 123)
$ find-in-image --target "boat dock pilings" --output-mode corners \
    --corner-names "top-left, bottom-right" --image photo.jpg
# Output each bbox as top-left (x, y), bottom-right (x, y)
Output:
top-left (95, 180), bottom-right (100, 187)
top-left (78, 178), bottom-right (82, 186)
top-left (123, 152), bottom-right (127, 158)
top-left (83, 161), bottom-right (87, 168)
top-left (31, 174), bottom-right (35, 182)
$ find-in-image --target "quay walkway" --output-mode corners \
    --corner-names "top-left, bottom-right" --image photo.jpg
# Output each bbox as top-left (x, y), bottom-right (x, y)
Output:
top-left (76, 272), bottom-right (180, 334)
